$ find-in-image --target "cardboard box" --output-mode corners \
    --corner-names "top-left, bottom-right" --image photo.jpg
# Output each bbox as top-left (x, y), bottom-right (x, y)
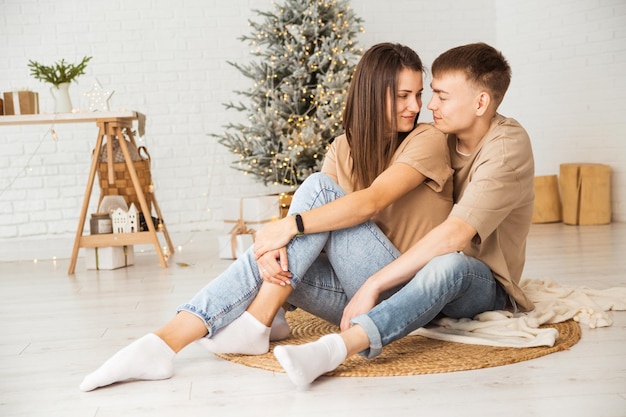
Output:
top-left (532, 175), bottom-right (562, 224)
top-left (223, 195), bottom-right (280, 232)
top-left (218, 234), bottom-right (254, 260)
top-left (85, 246), bottom-right (135, 270)
top-left (3, 91), bottom-right (39, 115)
top-left (559, 163), bottom-right (611, 225)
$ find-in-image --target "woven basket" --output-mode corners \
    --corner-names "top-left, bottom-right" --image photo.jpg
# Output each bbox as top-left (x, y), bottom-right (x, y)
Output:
top-left (97, 145), bottom-right (153, 214)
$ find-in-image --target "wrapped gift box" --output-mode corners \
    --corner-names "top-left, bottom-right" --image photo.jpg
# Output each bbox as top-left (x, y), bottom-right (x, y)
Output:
top-left (218, 234), bottom-right (254, 260)
top-left (3, 91), bottom-right (39, 115)
top-left (219, 195), bottom-right (279, 259)
top-left (222, 195), bottom-right (280, 232)
top-left (85, 246), bottom-right (135, 270)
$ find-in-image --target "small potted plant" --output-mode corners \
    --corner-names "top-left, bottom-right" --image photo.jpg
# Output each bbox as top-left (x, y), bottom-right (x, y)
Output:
top-left (28, 56), bottom-right (92, 113)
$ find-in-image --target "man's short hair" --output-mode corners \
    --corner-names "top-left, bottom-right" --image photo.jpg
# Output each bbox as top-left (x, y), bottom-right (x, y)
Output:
top-left (432, 43), bottom-right (511, 107)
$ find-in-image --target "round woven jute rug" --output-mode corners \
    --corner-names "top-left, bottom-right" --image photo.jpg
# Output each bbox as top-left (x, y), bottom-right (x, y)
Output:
top-left (216, 309), bottom-right (581, 377)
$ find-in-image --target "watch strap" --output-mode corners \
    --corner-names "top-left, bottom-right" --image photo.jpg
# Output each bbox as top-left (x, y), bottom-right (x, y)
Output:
top-left (293, 213), bottom-right (305, 236)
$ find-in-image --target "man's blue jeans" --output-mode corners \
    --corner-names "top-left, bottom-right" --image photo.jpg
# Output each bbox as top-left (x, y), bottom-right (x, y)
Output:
top-left (352, 252), bottom-right (508, 358)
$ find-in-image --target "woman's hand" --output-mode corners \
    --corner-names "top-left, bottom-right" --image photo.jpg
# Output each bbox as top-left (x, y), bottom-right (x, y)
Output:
top-left (256, 247), bottom-right (292, 286)
top-left (340, 282), bottom-right (380, 331)
top-left (254, 217), bottom-right (296, 260)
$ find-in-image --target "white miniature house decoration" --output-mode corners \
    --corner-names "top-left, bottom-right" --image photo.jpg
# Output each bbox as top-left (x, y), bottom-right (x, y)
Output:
top-left (111, 203), bottom-right (139, 233)
top-left (85, 200), bottom-right (136, 270)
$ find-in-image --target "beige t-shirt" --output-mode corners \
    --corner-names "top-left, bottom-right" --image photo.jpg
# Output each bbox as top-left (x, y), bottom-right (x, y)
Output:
top-left (321, 123), bottom-right (453, 253)
top-left (449, 114), bottom-right (535, 311)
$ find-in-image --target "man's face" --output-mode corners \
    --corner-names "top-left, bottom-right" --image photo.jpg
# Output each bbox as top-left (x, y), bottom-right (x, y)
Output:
top-left (427, 71), bottom-right (480, 137)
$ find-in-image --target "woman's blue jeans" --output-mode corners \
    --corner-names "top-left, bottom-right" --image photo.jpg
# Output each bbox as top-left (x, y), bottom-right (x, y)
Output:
top-left (179, 173), bottom-right (400, 334)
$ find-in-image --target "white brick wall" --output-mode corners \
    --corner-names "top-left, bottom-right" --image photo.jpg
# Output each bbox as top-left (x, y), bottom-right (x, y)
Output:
top-left (0, 0), bottom-right (624, 241)
top-left (496, 0), bottom-right (626, 221)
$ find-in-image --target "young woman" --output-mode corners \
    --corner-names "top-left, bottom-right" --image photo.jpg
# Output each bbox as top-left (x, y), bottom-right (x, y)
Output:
top-left (80, 42), bottom-right (453, 391)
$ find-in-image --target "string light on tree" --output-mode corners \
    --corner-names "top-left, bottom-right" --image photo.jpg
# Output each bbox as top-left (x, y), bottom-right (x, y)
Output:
top-left (213, 0), bottom-right (363, 186)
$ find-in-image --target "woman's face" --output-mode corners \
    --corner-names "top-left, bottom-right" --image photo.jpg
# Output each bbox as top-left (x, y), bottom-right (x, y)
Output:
top-left (387, 68), bottom-right (423, 133)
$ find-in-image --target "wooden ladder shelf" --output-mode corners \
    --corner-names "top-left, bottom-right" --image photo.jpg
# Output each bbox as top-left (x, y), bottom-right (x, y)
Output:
top-left (68, 116), bottom-right (174, 274)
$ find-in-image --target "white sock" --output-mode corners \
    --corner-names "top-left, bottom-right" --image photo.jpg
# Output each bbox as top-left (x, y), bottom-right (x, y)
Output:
top-left (79, 333), bottom-right (175, 392)
top-left (269, 308), bottom-right (291, 341)
top-left (273, 334), bottom-right (347, 387)
top-left (197, 311), bottom-right (271, 355)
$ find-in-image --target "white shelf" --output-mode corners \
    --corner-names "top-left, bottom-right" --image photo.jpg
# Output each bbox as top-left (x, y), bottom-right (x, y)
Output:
top-left (0, 111), bottom-right (139, 126)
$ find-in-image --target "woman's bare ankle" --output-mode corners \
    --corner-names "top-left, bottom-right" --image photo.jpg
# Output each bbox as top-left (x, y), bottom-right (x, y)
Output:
top-left (246, 284), bottom-right (293, 326)
top-left (154, 311), bottom-right (208, 353)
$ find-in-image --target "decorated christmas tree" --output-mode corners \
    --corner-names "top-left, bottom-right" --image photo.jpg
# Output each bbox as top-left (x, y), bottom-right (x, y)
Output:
top-left (214, 0), bottom-right (364, 186)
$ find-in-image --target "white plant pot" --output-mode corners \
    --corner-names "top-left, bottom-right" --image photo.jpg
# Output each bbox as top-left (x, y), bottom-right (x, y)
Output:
top-left (50, 82), bottom-right (72, 113)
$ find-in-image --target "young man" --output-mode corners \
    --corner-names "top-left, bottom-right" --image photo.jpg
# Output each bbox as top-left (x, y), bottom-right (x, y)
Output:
top-left (273, 42), bottom-right (536, 387)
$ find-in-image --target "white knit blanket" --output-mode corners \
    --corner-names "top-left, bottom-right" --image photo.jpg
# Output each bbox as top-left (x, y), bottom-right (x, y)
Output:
top-left (412, 278), bottom-right (626, 348)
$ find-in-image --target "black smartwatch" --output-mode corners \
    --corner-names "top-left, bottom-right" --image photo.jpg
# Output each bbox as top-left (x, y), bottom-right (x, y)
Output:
top-left (293, 213), bottom-right (305, 236)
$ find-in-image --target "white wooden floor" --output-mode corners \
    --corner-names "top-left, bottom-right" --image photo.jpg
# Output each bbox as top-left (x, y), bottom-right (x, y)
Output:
top-left (1, 223), bottom-right (625, 417)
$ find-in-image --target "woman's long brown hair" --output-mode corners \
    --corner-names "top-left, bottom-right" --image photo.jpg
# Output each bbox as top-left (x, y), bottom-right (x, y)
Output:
top-left (343, 43), bottom-right (424, 190)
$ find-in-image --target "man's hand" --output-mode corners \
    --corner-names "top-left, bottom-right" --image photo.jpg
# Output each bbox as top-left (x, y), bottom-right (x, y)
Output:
top-left (340, 282), bottom-right (380, 331)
